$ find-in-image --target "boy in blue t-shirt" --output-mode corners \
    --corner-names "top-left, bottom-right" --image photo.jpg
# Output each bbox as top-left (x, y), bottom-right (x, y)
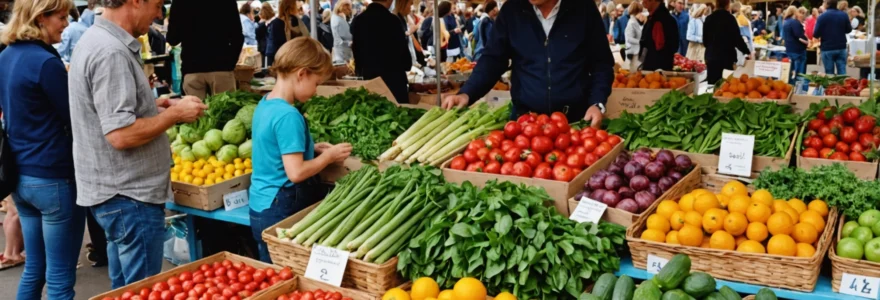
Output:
top-left (248, 37), bottom-right (352, 263)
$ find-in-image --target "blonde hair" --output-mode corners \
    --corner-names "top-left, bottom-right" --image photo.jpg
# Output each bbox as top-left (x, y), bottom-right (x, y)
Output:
top-left (322, 9), bottom-right (331, 23)
top-left (334, 0), bottom-right (351, 15)
top-left (730, 2), bottom-right (741, 13)
top-left (1, 0), bottom-right (72, 44)
top-left (741, 5), bottom-right (752, 16)
top-left (271, 37), bottom-right (333, 79)
top-left (260, 2), bottom-right (275, 21)
top-left (797, 7), bottom-right (808, 17)
top-left (628, 2), bottom-right (644, 16)
top-left (278, 0), bottom-right (305, 41)
top-left (693, 5), bottom-right (711, 18)
top-left (783, 5), bottom-right (797, 18)
top-left (838, 0), bottom-right (848, 11)
top-left (852, 5), bottom-right (864, 16)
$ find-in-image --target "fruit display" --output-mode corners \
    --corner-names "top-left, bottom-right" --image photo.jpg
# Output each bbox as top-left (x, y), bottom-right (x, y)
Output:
top-left (754, 34), bottom-right (771, 46)
top-left (170, 154), bottom-right (252, 186)
top-left (384, 277), bottom-right (516, 300)
top-left (801, 74), bottom-right (868, 96)
top-left (713, 74), bottom-right (792, 100)
top-left (611, 70), bottom-right (691, 89)
top-left (584, 254), bottom-right (778, 300)
top-left (640, 180), bottom-right (830, 257)
top-left (445, 112), bottom-right (622, 181)
top-left (277, 289), bottom-right (353, 300)
top-left (673, 53), bottom-right (706, 73)
top-left (799, 100), bottom-right (880, 162)
top-left (575, 149), bottom-right (695, 214)
top-left (837, 210), bottom-right (880, 262)
top-left (446, 58), bottom-right (475, 73)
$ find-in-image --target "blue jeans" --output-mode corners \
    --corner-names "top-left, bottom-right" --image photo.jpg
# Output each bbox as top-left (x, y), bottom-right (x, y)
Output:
top-left (13, 175), bottom-right (84, 300)
top-left (788, 51), bottom-right (807, 84)
top-left (91, 196), bottom-right (165, 289)
top-left (250, 177), bottom-right (325, 263)
top-left (822, 49), bottom-right (848, 75)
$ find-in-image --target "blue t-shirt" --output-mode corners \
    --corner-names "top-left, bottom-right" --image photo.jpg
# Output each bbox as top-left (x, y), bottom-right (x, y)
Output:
top-left (248, 98), bottom-right (315, 212)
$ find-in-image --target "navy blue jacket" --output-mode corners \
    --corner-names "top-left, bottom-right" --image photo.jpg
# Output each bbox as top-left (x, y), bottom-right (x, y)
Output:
top-left (813, 8), bottom-right (851, 51)
top-left (0, 42), bottom-right (74, 179)
top-left (460, 0), bottom-right (614, 121)
top-left (614, 14), bottom-right (629, 45)
top-left (783, 18), bottom-right (807, 54)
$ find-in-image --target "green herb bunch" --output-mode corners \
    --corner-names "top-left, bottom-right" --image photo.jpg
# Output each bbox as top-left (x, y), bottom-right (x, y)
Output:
top-left (753, 164), bottom-right (880, 219)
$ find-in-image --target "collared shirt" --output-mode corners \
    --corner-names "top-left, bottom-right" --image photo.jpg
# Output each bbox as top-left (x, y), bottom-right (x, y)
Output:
top-left (241, 14), bottom-right (257, 45)
top-left (58, 21), bottom-right (88, 62)
top-left (533, 0), bottom-right (561, 36)
top-left (68, 17), bottom-right (172, 207)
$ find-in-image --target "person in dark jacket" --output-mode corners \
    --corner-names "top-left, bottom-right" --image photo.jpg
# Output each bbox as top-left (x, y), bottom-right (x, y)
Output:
top-left (783, 7), bottom-right (808, 83)
top-left (443, 2), bottom-right (463, 61)
top-left (813, 0), bottom-right (851, 75)
top-left (351, 0), bottom-right (411, 103)
top-left (640, 0), bottom-right (679, 71)
top-left (672, 0), bottom-right (689, 55)
top-left (167, 0), bottom-right (243, 100)
top-left (473, 0), bottom-right (498, 62)
top-left (266, 0), bottom-right (310, 66)
top-left (257, 3), bottom-right (275, 67)
top-left (442, 0), bottom-right (614, 127)
top-left (317, 10), bottom-right (334, 51)
top-left (703, 0), bottom-right (751, 84)
top-left (419, 1), bottom-right (454, 62)
top-left (614, 6), bottom-right (630, 47)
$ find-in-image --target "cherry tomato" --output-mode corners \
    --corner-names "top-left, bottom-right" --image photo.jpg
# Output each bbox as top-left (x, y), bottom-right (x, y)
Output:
top-left (229, 283), bottom-right (243, 293)
top-left (822, 134), bottom-right (838, 147)
top-left (503, 147), bottom-right (524, 162)
top-left (179, 272), bottom-right (193, 283)
top-left (226, 270), bottom-right (237, 281)
top-left (168, 278), bottom-right (181, 287)
top-left (584, 153), bottom-right (599, 166)
top-left (154, 282), bottom-right (170, 292)
top-left (524, 151), bottom-right (543, 168)
top-left (514, 135), bottom-right (531, 149)
top-left (530, 136), bottom-right (554, 154)
top-left (214, 267), bottom-right (227, 278)
top-left (314, 290), bottom-right (326, 299)
top-left (174, 293), bottom-right (187, 300)
top-left (802, 148), bottom-right (819, 158)
top-left (463, 149), bottom-right (479, 163)
top-left (552, 164), bottom-right (575, 181)
top-left (169, 284), bottom-right (183, 295)
top-left (511, 162), bottom-right (533, 177)
top-left (199, 264), bottom-right (210, 272)
top-left (259, 282), bottom-right (270, 290)
top-left (182, 281), bottom-right (194, 292)
top-left (554, 133), bottom-right (571, 150)
top-left (550, 112), bottom-right (568, 124)
top-left (160, 290), bottom-right (172, 300)
top-left (331, 292), bottom-right (343, 300)
top-left (466, 162), bottom-right (486, 172)
top-left (835, 141), bottom-right (850, 153)
top-left (245, 282), bottom-right (258, 292)
top-left (500, 140), bottom-right (515, 152)
top-left (450, 156), bottom-right (467, 170)
top-left (503, 121), bottom-right (522, 139)
top-left (476, 148), bottom-right (490, 162)
top-left (533, 163), bottom-right (553, 179)
top-left (830, 152), bottom-right (849, 160)
top-left (820, 148), bottom-right (834, 158)
top-left (467, 139), bottom-right (486, 151)
top-left (582, 137), bottom-right (598, 152)
top-left (265, 269), bottom-right (276, 278)
top-left (856, 115), bottom-right (877, 133)
top-left (139, 288), bottom-right (150, 298)
top-left (851, 151), bottom-right (867, 161)
top-left (544, 150), bottom-right (565, 164)
top-left (606, 135), bottom-right (622, 146)
top-left (212, 262), bottom-right (222, 269)
top-left (540, 123), bottom-right (560, 139)
top-left (565, 153), bottom-right (584, 169)
top-left (488, 130), bottom-right (505, 143)
top-left (522, 123), bottom-right (541, 138)
top-left (594, 142), bottom-right (612, 157)
top-left (818, 125), bottom-right (831, 137)
top-left (238, 272), bottom-right (253, 284)
top-left (231, 262), bottom-right (243, 271)
top-left (500, 162), bottom-right (515, 175)
top-left (807, 118), bottom-right (825, 131)
top-left (484, 161), bottom-right (502, 174)
top-left (270, 276), bottom-right (282, 285)
top-left (843, 107), bottom-right (862, 124)
top-left (222, 260), bottom-right (232, 268)
top-left (279, 296), bottom-right (291, 300)
top-left (536, 114), bottom-right (551, 125)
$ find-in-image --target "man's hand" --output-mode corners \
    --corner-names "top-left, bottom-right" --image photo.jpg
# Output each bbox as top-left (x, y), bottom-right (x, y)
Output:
top-left (583, 105), bottom-right (604, 128)
top-left (315, 142), bottom-right (333, 154)
top-left (169, 96), bottom-right (207, 123)
top-left (442, 94), bottom-right (469, 109)
top-left (323, 143), bottom-right (353, 162)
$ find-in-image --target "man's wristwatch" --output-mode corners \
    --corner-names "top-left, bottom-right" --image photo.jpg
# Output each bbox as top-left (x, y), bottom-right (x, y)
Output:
top-left (592, 103), bottom-right (606, 114)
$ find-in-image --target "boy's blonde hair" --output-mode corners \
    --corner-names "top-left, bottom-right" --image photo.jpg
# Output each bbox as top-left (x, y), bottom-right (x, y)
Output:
top-left (1, 0), bottom-right (72, 44)
top-left (271, 37), bottom-right (333, 79)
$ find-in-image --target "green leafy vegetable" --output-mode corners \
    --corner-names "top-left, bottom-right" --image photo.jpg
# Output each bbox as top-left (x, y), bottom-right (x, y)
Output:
top-left (179, 90), bottom-right (262, 142)
top-left (191, 141), bottom-right (211, 159)
top-left (753, 164), bottom-right (880, 219)
top-left (203, 129), bottom-right (224, 151)
top-left (222, 119), bottom-right (247, 145)
top-left (216, 145), bottom-right (239, 163)
top-left (235, 104), bottom-right (258, 132)
top-left (238, 140), bottom-right (252, 159)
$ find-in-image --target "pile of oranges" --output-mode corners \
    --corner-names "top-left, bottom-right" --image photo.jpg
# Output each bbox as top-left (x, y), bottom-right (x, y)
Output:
top-left (612, 70), bottom-right (689, 89)
top-left (640, 180), bottom-right (830, 257)
top-left (713, 74), bottom-right (792, 100)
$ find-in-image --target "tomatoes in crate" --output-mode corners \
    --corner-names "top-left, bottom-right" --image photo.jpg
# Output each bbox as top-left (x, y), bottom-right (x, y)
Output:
top-left (277, 289), bottom-right (353, 300)
top-left (801, 105), bottom-right (880, 162)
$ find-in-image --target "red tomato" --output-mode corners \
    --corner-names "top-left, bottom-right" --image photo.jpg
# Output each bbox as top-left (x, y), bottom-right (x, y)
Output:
top-left (168, 278), bottom-right (181, 287)
top-left (466, 162), bottom-right (486, 172)
top-left (851, 151), bottom-right (867, 161)
top-left (580, 127), bottom-right (596, 138)
top-left (522, 123), bottom-right (541, 138)
top-left (584, 153), bottom-right (599, 166)
top-left (852, 142), bottom-right (866, 153)
top-left (552, 164), bottom-right (575, 181)
top-left (265, 269), bottom-right (276, 278)
top-left (500, 162), bottom-right (515, 175)
top-left (463, 149), bottom-right (479, 163)
top-left (861, 133), bottom-right (877, 147)
top-left (823, 134), bottom-right (838, 147)
top-left (214, 267), bottom-right (227, 278)
top-left (199, 264), bottom-right (210, 272)
top-left (840, 126), bottom-right (859, 143)
top-left (476, 148), bottom-right (490, 162)
top-left (169, 285), bottom-right (183, 295)
top-left (500, 140), bottom-right (515, 152)
top-left (806, 136), bottom-right (824, 150)
top-left (212, 262), bottom-right (222, 269)
top-left (279, 296), bottom-right (291, 300)
top-left (245, 282), bottom-right (259, 292)
top-left (231, 263), bottom-right (243, 271)
top-left (843, 107), bottom-right (862, 124)
top-left (555, 120), bottom-right (571, 133)
top-left (565, 154), bottom-right (584, 169)
top-left (487, 149), bottom-right (504, 163)
top-left (331, 292), bottom-right (343, 300)
top-left (488, 130), bottom-right (505, 142)
top-left (503, 148), bottom-right (523, 162)
top-left (484, 136), bottom-right (501, 150)
top-left (536, 114), bottom-right (551, 125)
top-left (533, 163), bottom-right (553, 179)
top-left (856, 115), bottom-right (877, 133)
top-left (544, 150), bottom-right (565, 164)
top-left (467, 139), bottom-right (486, 151)
top-left (573, 146), bottom-right (589, 156)
top-left (174, 293), bottom-right (187, 300)
top-left (807, 118), bottom-right (825, 131)
top-left (516, 113), bottom-right (536, 124)
top-left (524, 151), bottom-right (543, 168)
top-left (540, 123), bottom-right (560, 139)
top-left (514, 135), bottom-right (531, 149)
top-left (503, 121), bottom-right (522, 139)
top-left (238, 272), bottom-right (253, 284)
top-left (550, 112), bottom-right (568, 124)
top-left (554, 133), bottom-right (571, 150)
top-left (607, 135), bottom-right (622, 146)
top-left (179, 272), bottom-right (193, 282)
top-left (484, 161), bottom-right (502, 174)
top-left (222, 289), bottom-right (235, 298)
top-left (511, 162), bottom-right (533, 177)
top-left (154, 282), bottom-right (170, 292)
top-left (222, 260), bottom-right (232, 268)
top-left (830, 152), bottom-right (849, 160)
top-left (279, 268), bottom-right (293, 280)
top-left (835, 141), bottom-right (851, 153)
top-left (301, 292), bottom-right (314, 300)
top-left (269, 276), bottom-right (282, 285)
top-left (820, 148), bottom-right (834, 158)
top-left (182, 281), bottom-right (194, 292)
top-left (226, 270), bottom-right (237, 280)
top-left (594, 142), bottom-right (612, 157)
top-left (450, 156), bottom-right (467, 170)
top-left (530, 136), bottom-right (554, 154)
top-left (570, 132), bottom-right (583, 146)
top-left (137, 288), bottom-right (150, 298)
top-left (595, 130), bottom-right (609, 142)
top-left (818, 125), bottom-right (831, 137)
top-left (252, 270), bottom-right (266, 284)
top-left (315, 290), bottom-right (325, 299)
top-left (582, 137), bottom-right (599, 152)
top-left (259, 282), bottom-right (270, 290)
top-left (817, 107), bottom-right (834, 120)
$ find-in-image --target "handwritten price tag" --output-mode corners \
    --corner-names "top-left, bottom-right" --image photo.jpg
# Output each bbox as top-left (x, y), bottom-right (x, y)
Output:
top-left (223, 190), bottom-right (249, 211)
top-left (717, 133), bottom-right (755, 177)
top-left (647, 254), bottom-right (670, 275)
top-left (840, 273), bottom-right (880, 299)
top-left (569, 197), bottom-right (607, 224)
top-left (754, 61), bottom-right (783, 79)
top-left (305, 245), bottom-right (350, 287)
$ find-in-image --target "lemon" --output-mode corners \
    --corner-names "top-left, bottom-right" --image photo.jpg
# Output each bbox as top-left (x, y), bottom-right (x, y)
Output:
top-left (411, 277), bottom-right (440, 300)
top-left (235, 163), bottom-right (245, 171)
top-left (170, 173), bottom-right (179, 181)
top-left (205, 179), bottom-right (215, 186)
top-left (234, 170), bottom-right (244, 177)
top-left (224, 173), bottom-right (233, 180)
top-left (245, 169), bottom-right (253, 174)
top-left (209, 155), bottom-right (217, 162)
top-left (202, 164), bottom-right (214, 173)
top-left (215, 177), bottom-right (225, 184)
top-left (225, 164), bottom-right (236, 173)
top-left (244, 160), bottom-right (252, 168)
top-left (193, 178), bottom-right (204, 186)
top-left (173, 157), bottom-right (182, 164)
top-left (182, 165), bottom-right (193, 174)
top-left (183, 175), bottom-right (194, 183)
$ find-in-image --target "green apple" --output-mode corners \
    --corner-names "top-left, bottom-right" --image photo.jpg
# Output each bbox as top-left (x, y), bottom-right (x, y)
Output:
top-left (839, 237), bottom-right (866, 260)
top-left (872, 221), bottom-right (880, 237)
top-left (843, 221), bottom-right (861, 237)
top-left (859, 209), bottom-right (880, 227)
top-left (865, 237), bottom-right (880, 262)
top-left (852, 227), bottom-right (875, 244)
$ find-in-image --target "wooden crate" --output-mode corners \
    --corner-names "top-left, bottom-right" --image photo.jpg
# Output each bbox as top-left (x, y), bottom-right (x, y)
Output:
top-left (251, 276), bottom-right (379, 300)
top-left (796, 154), bottom-right (878, 180)
top-left (790, 94), bottom-right (869, 114)
top-left (605, 71), bottom-right (698, 118)
top-left (172, 174), bottom-right (251, 211)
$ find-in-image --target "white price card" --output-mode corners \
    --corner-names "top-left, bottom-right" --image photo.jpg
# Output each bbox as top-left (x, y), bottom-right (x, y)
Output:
top-left (647, 254), bottom-right (670, 275)
top-left (305, 245), bottom-right (350, 287)
top-left (754, 61), bottom-right (783, 79)
top-left (569, 197), bottom-right (607, 224)
top-left (840, 273), bottom-right (880, 299)
top-left (717, 133), bottom-right (755, 177)
top-left (223, 190), bottom-right (249, 211)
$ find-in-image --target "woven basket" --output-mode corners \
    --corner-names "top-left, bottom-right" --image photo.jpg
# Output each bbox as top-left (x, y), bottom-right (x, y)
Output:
top-left (830, 214), bottom-right (880, 292)
top-left (262, 202), bottom-right (404, 294)
top-left (625, 177), bottom-right (838, 292)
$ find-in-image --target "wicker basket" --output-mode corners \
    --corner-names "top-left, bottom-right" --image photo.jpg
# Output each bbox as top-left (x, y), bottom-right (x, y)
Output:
top-left (262, 203), bottom-right (403, 294)
top-left (625, 177), bottom-right (838, 292)
top-left (830, 214), bottom-right (880, 292)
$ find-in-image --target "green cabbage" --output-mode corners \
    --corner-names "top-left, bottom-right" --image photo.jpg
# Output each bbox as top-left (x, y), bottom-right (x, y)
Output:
top-left (238, 140), bottom-right (252, 159)
top-left (235, 104), bottom-right (257, 132)
top-left (222, 119), bottom-right (246, 145)
top-left (179, 124), bottom-right (204, 144)
top-left (217, 145), bottom-right (238, 163)
top-left (179, 146), bottom-right (196, 162)
top-left (192, 141), bottom-right (212, 160)
top-left (203, 129), bottom-right (224, 151)
top-left (171, 142), bottom-right (189, 156)
top-left (167, 126), bottom-right (178, 141)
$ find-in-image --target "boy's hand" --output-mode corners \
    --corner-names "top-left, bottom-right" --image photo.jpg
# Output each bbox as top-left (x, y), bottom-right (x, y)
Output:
top-left (324, 143), bottom-right (353, 162)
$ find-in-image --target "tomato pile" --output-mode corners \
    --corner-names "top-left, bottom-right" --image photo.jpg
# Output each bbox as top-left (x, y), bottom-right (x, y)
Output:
top-left (276, 289), bottom-right (352, 300)
top-left (673, 53), bottom-right (706, 73)
top-left (101, 261), bottom-right (294, 300)
top-left (802, 106), bottom-right (880, 161)
top-left (447, 112), bottom-right (622, 181)
top-left (825, 78), bottom-right (868, 96)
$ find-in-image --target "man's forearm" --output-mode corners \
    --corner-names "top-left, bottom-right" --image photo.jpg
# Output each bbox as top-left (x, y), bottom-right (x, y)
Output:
top-left (105, 110), bottom-right (178, 150)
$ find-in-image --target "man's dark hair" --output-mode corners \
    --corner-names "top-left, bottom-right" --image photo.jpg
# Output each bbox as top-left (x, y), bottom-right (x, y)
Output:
top-left (240, 2), bottom-right (252, 15)
top-left (70, 6), bottom-right (81, 22)
top-left (826, 0), bottom-right (839, 9)
top-left (716, 0), bottom-right (730, 10)
top-left (484, 0), bottom-right (497, 13)
top-left (438, 1), bottom-right (452, 17)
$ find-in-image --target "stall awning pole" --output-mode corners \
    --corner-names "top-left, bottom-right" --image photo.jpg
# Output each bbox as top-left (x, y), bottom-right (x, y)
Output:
top-left (311, 0), bottom-right (318, 39)
top-left (434, 0), bottom-right (442, 106)
top-left (870, 0), bottom-right (876, 99)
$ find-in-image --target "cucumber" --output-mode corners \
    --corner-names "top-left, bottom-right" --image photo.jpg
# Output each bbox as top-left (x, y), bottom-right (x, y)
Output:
top-left (652, 254), bottom-right (692, 291)
top-left (755, 288), bottom-right (778, 300)
top-left (611, 275), bottom-right (635, 300)
top-left (681, 272), bottom-right (716, 298)
top-left (703, 292), bottom-right (728, 300)
top-left (633, 281), bottom-right (663, 300)
top-left (718, 286), bottom-right (740, 300)
top-left (592, 273), bottom-right (618, 300)
top-left (578, 293), bottom-right (603, 300)
top-left (660, 289), bottom-right (696, 300)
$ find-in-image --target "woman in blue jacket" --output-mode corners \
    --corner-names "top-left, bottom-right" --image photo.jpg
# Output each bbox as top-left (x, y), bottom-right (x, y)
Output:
top-left (783, 7), bottom-right (808, 83)
top-left (0, 0), bottom-right (85, 299)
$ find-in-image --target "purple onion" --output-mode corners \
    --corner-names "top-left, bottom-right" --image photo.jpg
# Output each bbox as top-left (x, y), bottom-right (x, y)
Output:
top-left (623, 161), bottom-right (645, 179)
top-left (633, 155), bottom-right (652, 166)
top-left (635, 148), bottom-right (654, 157)
top-left (614, 153), bottom-right (631, 166)
top-left (590, 189), bottom-right (608, 201)
top-left (575, 190), bottom-right (588, 200)
top-left (616, 199), bottom-right (640, 213)
top-left (658, 177), bottom-right (676, 192)
top-left (648, 182), bottom-right (663, 197)
top-left (601, 190), bottom-right (621, 207)
top-left (675, 155), bottom-right (694, 171)
top-left (667, 170), bottom-right (683, 182)
top-left (589, 173), bottom-right (607, 190)
top-left (644, 162), bottom-right (667, 180)
top-left (607, 163), bottom-right (624, 176)
top-left (604, 174), bottom-right (623, 191)
top-left (634, 191), bottom-right (656, 211)
top-left (656, 150), bottom-right (676, 168)
top-left (618, 186), bottom-right (635, 199)
top-left (629, 175), bottom-right (651, 191)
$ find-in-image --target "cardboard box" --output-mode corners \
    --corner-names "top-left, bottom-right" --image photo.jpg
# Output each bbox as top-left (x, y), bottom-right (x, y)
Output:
top-left (251, 276), bottom-right (379, 300)
top-left (715, 88), bottom-right (793, 105)
top-left (790, 94), bottom-right (869, 114)
top-left (605, 71), bottom-right (697, 118)
top-left (90, 251), bottom-right (287, 300)
top-left (172, 174), bottom-right (251, 211)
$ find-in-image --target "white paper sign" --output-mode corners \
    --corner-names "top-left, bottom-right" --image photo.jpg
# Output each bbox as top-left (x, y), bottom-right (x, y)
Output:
top-left (717, 133), bottom-right (755, 177)
top-left (754, 61), bottom-right (783, 79)
top-left (305, 245), bottom-right (350, 287)
top-left (841, 273), bottom-right (880, 299)
top-left (647, 254), bottom-right (670, 275)
top-left (569, 197), bottom-right (607, 224)
top-left (223, 190), bottom-right (249, 211)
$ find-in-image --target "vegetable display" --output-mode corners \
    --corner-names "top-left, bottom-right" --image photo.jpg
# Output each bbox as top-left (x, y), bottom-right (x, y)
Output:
top-left (446, 112), bottom-right (622, 181)
top-left (577, 149), bottom-right (694, 214)
top-left (177, 91), bottom-right (262, 143)
top-left (607, 91), bottom-right (798, 157)
top-left (799, 100), bottom-right (880, 161)
top-left (753, 164), bottom-right (880, 219)
top-left (673, 53), bottom-right (706, 73)
top-left (398, 180), bottom-right (627, 299)
top-left (837, 209), bottom-right (880, 262)
top-left (276, 289), bottom-right (352, 300)
top-left (713, 74), bottom-right (792, 100)
top-left (299, 88), bottom-right (425, 160)
top-left (800, 74), bottom-right (867, 96)
top-left (379, 103), bottom-right (510, 166)
top-left (611, 70), bottom-right (690, 89)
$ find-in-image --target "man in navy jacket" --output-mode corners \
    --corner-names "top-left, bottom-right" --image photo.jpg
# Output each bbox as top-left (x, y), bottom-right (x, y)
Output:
top-left (442, 0), bottom-right (614, 127)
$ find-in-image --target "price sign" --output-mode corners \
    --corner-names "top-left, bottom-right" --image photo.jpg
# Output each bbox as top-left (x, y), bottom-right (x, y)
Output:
top-left (647, 254), bottom-right (670, 275)
top-left (305, 245), bottom-right (350, 287)
top-left (754, 61), bottom-right (783, 79)
top-left (717, 133), bottom-right (755, 177)
top-left (223, 190), bottom-right (249, 211)
top-left (569, 197), bottom-right (607, 224)
top-left (841, 273), bottom-right (880, 299)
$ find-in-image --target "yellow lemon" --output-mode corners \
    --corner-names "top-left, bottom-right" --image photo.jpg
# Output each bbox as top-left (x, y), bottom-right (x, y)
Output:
top-left (382, 288), bottom-right (411, 300)
top-left (693, 193), bottom-right (720, 214)
top-left (224, 173), bottom-right (233, 180)
top-left (647, 214), bottom-right (671, 233)
top-left (225, 164), bottom-right (236, 173)
top-left (192, 178), bottom-right (204, 186)
top-left (170, 173), bottom-right (179, 181)
top-left (205, 179), bottom-right (215, 186)
top-left (751, 189), bottom-right (774, 206)
top-left (684, 211), bottom-right (702, 227)
top-left (669, 211), bottom-right (686, 231)
top-left (245, 169), bottom-right (253, 174)
top-left (666, 230), bottom-right (681, 244)
top-left (641, 229), bottom-right (667, 242)
top-left (234, 169), bottom-right (244, 177)
top-left (244, 160), bottom-right (253, 168)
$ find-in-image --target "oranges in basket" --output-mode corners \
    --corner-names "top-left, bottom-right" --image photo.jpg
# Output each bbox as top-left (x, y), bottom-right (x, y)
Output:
top-left (713, 74), bottom-right (791, 100)
top-left (612, 70), bottom-right (689, 89)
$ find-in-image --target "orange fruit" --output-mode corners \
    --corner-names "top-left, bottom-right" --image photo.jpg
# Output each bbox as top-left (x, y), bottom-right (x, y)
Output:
top-left (728, 194), bottom-right (752, 214)
top-left (721, 181), bottom-right (749, 197)
top-left (737, 240), bottom-right (766, 253)
top-left (437, 290), bottom-right (454, 300)
top-left (808, 200), bottom-right (829, 217)
top-left (694, 193), bottom-right (721, 214)
top-left (703, 208), bottom-right (728, 234)
top-left (710, 231), bottom-right (736, 250)
top-left (735, 235), bottom-right (748, 246)
top-left (746, 202), bottom-right (772, 223)
top-left (796, 243), bottom-right (817, 257)
top-left (767, 212), bottom-right (794, 236)
top-left (772, 200), bottom-right (792, 214)
top-left (641, 229), bottom-right (667, 243)
top-left (494, 293), bottom-right (516, 300)
top-left (799, 210), bottom-right (826, 232)
top-left (411, 278), bottom-right (441, 300)
top-left (716, 194), bottom-right (731, 209)
top-left (647, 214), bottom-right (671, 233)
top-left (657, 200), bottom-right (680, 219)
top-left (684, 211), bottom-right (703, 227)
top-left (783, 208), bottom-right (800, 223)
top-left (666, 230), bottom-right (681, 244)
top-left (767, 234), bottom-right (797, 256)
top-left (669, 211), bottom-right (687, 231)
top-left (724, 212), bottom-right (749, 236)
top-left (384, 288), bottom-right (411, 300)
top-left (746, 222), bottom-right (769, 242)
top-left (679, 193), bottom-right (696, 212)
top-left (453, 278), bottom-right (487, 300)
top-left (751, 189), bottom-right (774, 206)
top-left (792, 223), bottom-right (818, 244)
top-left (788, 198), bottom-right (807, 214)
top-left (678, 224), bottom-right (704, 247)
top-left (701, 236), bottom-right (712, 248)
